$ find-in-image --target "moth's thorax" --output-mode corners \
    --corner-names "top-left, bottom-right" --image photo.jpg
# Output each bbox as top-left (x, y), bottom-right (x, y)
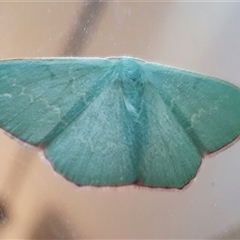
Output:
top-left (114, 58), bottom-right (144, 116)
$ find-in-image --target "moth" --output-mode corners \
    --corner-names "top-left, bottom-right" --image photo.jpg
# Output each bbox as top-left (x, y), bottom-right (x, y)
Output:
top-left (0, 57), bottom-right (240, 188)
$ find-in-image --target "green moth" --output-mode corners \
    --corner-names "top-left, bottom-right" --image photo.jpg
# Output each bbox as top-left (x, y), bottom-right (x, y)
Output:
top-left (0, 57), bottom-right (240, 189)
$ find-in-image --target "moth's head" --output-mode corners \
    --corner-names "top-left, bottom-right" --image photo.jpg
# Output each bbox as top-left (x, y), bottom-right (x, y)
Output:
top-left (117, 57), bottom-right (142, 83)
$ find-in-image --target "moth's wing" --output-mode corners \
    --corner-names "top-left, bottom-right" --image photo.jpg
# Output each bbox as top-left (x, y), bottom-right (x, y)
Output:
top-left (0, 59), bottom-right (137, 185)
top-left (144, 62), bottom-right (240, 153)
top-left (0, 59), bottom-right (113, 144)
top-left (46, 81), bottom-right (137, 186)
top-left (137, 83), bottom-right (201, 188)
top-left (137, 62), bottom-right (240, 188)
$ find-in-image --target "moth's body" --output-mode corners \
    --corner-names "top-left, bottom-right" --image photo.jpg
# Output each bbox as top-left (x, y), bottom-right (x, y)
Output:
top-left (0, 57), bottom-right (240, 188)
top-left (116, 58), bottom-right (144, 118)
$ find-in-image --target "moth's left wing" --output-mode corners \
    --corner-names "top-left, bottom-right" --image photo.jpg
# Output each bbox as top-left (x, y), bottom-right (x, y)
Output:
top-left (46, 81), bottom-right (137, 186)
top-left (0, 58), bottom-right (113, 145)
top-left (0, 59), bottom-right (137, 186)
